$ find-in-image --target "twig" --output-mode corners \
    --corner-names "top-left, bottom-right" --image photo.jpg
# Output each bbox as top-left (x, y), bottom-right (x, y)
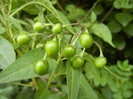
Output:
top-left (100, 6), bottom-right (114, 23)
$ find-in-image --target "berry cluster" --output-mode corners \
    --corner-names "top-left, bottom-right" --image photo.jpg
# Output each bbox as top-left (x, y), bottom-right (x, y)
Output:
top-left (16, 22), bottom-right (107, 75)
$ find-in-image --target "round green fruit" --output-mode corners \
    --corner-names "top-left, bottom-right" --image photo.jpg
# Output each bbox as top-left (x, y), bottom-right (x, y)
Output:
top-left (79, 33), bottom-right (93, 48)
top-left (33, 21), bottom-right (44, 32)
top-left (35, 60), bottom-right (49, 75)
top-left (45, 41), bottom-right (59, 56)
top-left (52, 23), bottom-right (62, 34)
top-left (72, 56), bottom-right (84, 69)
top-left (17, 32), bottom-right (30, 45)
top-left (63, 45), bottom-right (76, 58)
top-left (94, 57), bottom-right (107, 68)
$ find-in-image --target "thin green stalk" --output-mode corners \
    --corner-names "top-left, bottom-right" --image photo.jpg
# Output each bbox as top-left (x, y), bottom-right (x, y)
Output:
top-left (80, 48), bottom-right (85, 57)
top-left (32, 78), bottom-right (39, 90)
top-left (46, 53), bottom-right (63, 90)
top-left (93, 41), bottom-right (103, 57)
top-left (10, 82), bottom-right (33, 87)
top-left (51, 72), bottom-right (66, 81)
top-left (8, 0), bottom-right (13, 15)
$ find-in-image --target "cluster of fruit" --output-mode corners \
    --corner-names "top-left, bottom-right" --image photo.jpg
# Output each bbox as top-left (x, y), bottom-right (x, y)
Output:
top-left (16, 22), bottom-right (107, 75)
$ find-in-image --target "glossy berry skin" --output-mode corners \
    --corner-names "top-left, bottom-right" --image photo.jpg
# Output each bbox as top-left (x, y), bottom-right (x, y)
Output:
top-left (45, 41), bottom-right (59, 56)
top-left (17, 32), bottom-right (30, 45)
top-left (35, 60), bottom-right (49, 75)
top-left (33, 21), bottom-right (44, 32)
top-left (94, 57), bottom-right (107, 68)
top-left (72, 56), bottom-right (84, 69)
top-left (79, 33), bottom-right (93, 48)
top-left (63, 45), bottom-right (76, 58)
top-left (52, 23), bottom-right (62, 34)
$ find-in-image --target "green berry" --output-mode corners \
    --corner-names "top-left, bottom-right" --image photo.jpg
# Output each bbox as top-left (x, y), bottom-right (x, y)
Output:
top-left (45, 41), bottom-right (59, 56)
top-left (63, 45), bottom-right (76, 58)
top-left (33, 21), bottom-right (44, 32)
top-left (72, 56), bottom-right (84, 68)
top-left (79, 33), bottom-right (93, 48)
top-left (17, 32), bottom-right (30, 45)
top-left (94, 57), bottom-right (107, 68)
top-left (35, 60), bottom-right (49, 75)
top-left (52, 23), bottom-right (62, 34)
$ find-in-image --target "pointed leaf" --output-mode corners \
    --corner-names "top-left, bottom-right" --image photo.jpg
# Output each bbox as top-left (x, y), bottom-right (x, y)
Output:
top-left (66, 59), bottom-right (81, 99)
top-left (91, 23), bottom-right (115, 47)
top-left (0, 38), bottom-right (15, 69)
top-left (0, 49), bottom-right (45, 84)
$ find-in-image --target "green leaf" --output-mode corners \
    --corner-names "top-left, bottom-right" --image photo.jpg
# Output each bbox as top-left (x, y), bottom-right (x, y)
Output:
top-left (113, 34), bottom-right (126, 50)
top-left (0, 49), bottom-right (45, 84)
top-left (0, 24), bottom-right (5, 34)
top-left (0, 38), bottom-right (16, 69)
top-left (107, 21), bottom-right (121, 33)
top-left (66, 59), bottom-right (81, 99)
top-left (114, 0), bottom-right (133, 9)
top-left (39, 0), bottom-right (74, 34)
top-left (35, 89), bottom-right (51, 99)
top-left (8, 16), bottom-right (23, 31)
top-left (79, 74), bottom-right (98, 99)
top-left (91, 23), bottom-right (115, 47)
top-left (123, 24), bottom-right (133, 37)
top-left (90, 11), bottom-right (97, 23)
top-left (57, 10), bottom-right (74, 33)
top-left (115, 12), bottom-right (133, 27)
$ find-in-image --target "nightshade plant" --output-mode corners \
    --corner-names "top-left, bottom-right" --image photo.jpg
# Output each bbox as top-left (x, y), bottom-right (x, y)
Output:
top-left (0, 0), bottom-right (133, 99)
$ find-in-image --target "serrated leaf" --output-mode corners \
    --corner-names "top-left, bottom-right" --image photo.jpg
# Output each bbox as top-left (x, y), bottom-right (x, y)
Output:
top-left (115, 12), bottom-right (133, 27)
top-left (114, 0), bottom-right (133, 9)
top-left (79, 74), bottom-right (98, 99)
top-left (0, 38), bottom-right (15, 69)
top-left (66, 59), bottom-right (81, 99)
top-left (0, 49), bottom-right (45, 84)
top-left (91, 23), bottom-right (115, 47)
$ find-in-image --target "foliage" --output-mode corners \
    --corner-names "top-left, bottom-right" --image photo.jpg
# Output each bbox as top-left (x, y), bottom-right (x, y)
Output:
top-left (0, 0), bottom-right (133, 99)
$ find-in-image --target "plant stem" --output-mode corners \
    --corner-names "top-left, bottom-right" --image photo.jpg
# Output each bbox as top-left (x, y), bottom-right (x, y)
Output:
top-left (93, 41), bottom-right (103, 57)
top-left (51, 72), bottom-right (66, 81)
top-left (80, 48), bottom-right (86, 57)
top-left (83, 0), bottom-right (100, 20)
top-left (10, 82), bottom-right (33, 87)
top-left (46, 53), bottom-right (63, 90)
top-left (32, 78), bottom-right (39, 90)
top-left (8, 0), bottom-right (13, 15)
top-left (100, 6), bottom-right (114, 23)
top-left (43, 53), bottom-right (47, 60)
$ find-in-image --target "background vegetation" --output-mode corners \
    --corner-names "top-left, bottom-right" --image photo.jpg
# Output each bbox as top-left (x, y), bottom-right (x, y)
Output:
top-left (0, 0), bottom-right (133, 99)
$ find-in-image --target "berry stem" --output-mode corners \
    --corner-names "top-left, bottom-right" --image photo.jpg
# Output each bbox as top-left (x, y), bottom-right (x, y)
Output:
top-left (46, 53), bottom-right (63, 90)
top-left (80, 48), bottom-right (86, 57)
top-left (93, 41), bottom-right (104, 57)
top-left (10, 82), bottom-right (33, 87)
top-left (42, 53), bottom-right (47, 61)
